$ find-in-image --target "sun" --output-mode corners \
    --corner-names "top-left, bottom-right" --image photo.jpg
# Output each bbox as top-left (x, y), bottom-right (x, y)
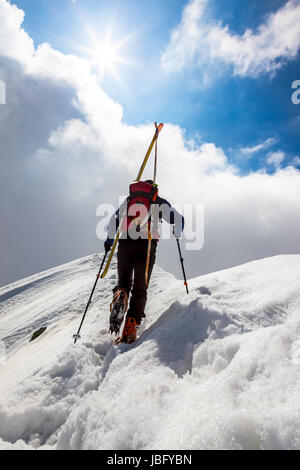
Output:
top-left (81, 26), bottom-right (133, 81)
top-left (96, 40), bottom-right (118, 72)
top-left (93, 38), bottom-right (124, 78)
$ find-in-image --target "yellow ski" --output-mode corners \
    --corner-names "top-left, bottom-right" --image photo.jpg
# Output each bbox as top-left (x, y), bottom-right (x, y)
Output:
top-left (101, 123), bottom-right (164, 279)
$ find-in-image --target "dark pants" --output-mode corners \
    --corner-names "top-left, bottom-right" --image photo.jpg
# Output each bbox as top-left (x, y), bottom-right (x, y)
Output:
top-left (114, 238), bottom-right (157, 324)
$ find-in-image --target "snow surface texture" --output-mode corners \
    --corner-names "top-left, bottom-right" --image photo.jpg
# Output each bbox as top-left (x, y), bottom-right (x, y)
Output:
top-left (0, 253), bottom-right (300, 450)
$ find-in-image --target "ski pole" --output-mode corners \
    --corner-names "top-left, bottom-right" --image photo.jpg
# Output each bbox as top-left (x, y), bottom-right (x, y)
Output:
top-left (175, 238), bottom-right (189, 294)
top-left (73, 251), bottom-right (108, 343)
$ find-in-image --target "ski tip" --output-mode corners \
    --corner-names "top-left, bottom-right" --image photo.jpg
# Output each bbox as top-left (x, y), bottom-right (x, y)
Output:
top-left (156, 123), bottom-right (164, 134)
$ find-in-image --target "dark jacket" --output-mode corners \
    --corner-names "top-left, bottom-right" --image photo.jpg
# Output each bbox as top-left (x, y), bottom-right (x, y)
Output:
top-left (106, 195), bottom-right (184, 243)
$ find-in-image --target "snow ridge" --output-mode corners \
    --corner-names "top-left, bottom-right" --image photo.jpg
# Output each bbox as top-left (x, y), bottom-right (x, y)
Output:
top-left (0, 254), bottom-right (300, 450)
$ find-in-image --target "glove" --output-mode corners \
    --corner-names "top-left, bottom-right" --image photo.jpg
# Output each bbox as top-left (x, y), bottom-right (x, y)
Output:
top-left (104, 238), bottom-right (114, 253)
top-left (173, 225), bottom-right (182, 239)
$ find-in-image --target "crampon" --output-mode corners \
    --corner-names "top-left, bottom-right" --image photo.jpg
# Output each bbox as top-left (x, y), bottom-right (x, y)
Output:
top-left (109, 288), bottom-right (128, 335)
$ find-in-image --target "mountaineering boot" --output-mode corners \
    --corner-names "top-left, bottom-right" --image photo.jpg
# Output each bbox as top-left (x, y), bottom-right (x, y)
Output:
top-left (116, 317), bottom-right (139, 345)
top-left (109, 288), bottom-right (128, 335)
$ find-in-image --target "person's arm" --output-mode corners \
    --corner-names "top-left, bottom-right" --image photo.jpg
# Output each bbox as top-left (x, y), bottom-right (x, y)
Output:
top-left (156, 196), bottom-right (184, 238)
top-left (105, 198), bottom-right (127, 252)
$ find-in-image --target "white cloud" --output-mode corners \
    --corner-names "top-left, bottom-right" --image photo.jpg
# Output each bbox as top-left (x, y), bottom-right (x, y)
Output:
top-left (0, 0), bottom-right (94, 87)
top-left (267, 151), bottom-right (285, 168)
top-left (162, 0), bottom-right (300, 78)
top-left (161, 0), bottom-right (208, 73)
top-left (291, 156), bottom-right (300, 167)
top-left (1, 0), bottom-right (300, 286)
top-left (240, 138), bottom-right (276, 157)
top-left (0, 0), bottom-right (34, 64)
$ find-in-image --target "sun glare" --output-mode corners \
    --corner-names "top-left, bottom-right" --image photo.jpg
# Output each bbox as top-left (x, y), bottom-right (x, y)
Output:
top-left (81, 26), bottom-right (133, 81)
top-left (93, 38), bottom-right (122, 77)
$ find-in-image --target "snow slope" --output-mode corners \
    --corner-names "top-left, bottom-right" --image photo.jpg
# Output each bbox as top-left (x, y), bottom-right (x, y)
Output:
top-left (0, 253), bottom-right (300, 450)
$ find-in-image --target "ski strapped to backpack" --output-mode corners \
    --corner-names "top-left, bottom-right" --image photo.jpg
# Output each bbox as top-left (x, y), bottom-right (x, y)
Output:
top-left (101, 123), bottom-right (164, 279)
top-left (145, 122), bottom-right (160, 285)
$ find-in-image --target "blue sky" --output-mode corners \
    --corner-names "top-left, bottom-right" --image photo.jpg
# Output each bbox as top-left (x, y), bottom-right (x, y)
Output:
top-left (13, 0), bottom-right (300, 171)
top-left (1, 0), bottom-right (300, 286)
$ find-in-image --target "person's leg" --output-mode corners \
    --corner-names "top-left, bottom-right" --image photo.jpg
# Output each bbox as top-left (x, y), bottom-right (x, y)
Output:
top-left (127, 239), bottom-right (157, 324)
top-left (110, 239), bottom-right (137, 333)
top-left (114, 239), bottom-right (134, 296)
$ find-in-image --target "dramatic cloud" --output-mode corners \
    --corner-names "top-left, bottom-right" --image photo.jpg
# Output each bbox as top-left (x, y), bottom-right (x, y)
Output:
top-left (1, 0), bottom-right (300, 287)
top-left (162, 0), bottom-right (300, 78)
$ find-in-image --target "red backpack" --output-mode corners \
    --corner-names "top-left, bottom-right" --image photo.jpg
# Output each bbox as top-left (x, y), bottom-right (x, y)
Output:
top-left (121, 181), bottom-right (158, 236)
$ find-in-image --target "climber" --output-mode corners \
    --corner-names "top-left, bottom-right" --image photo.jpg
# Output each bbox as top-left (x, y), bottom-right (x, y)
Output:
top-left (105, 179), bottom-right (184, 344)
